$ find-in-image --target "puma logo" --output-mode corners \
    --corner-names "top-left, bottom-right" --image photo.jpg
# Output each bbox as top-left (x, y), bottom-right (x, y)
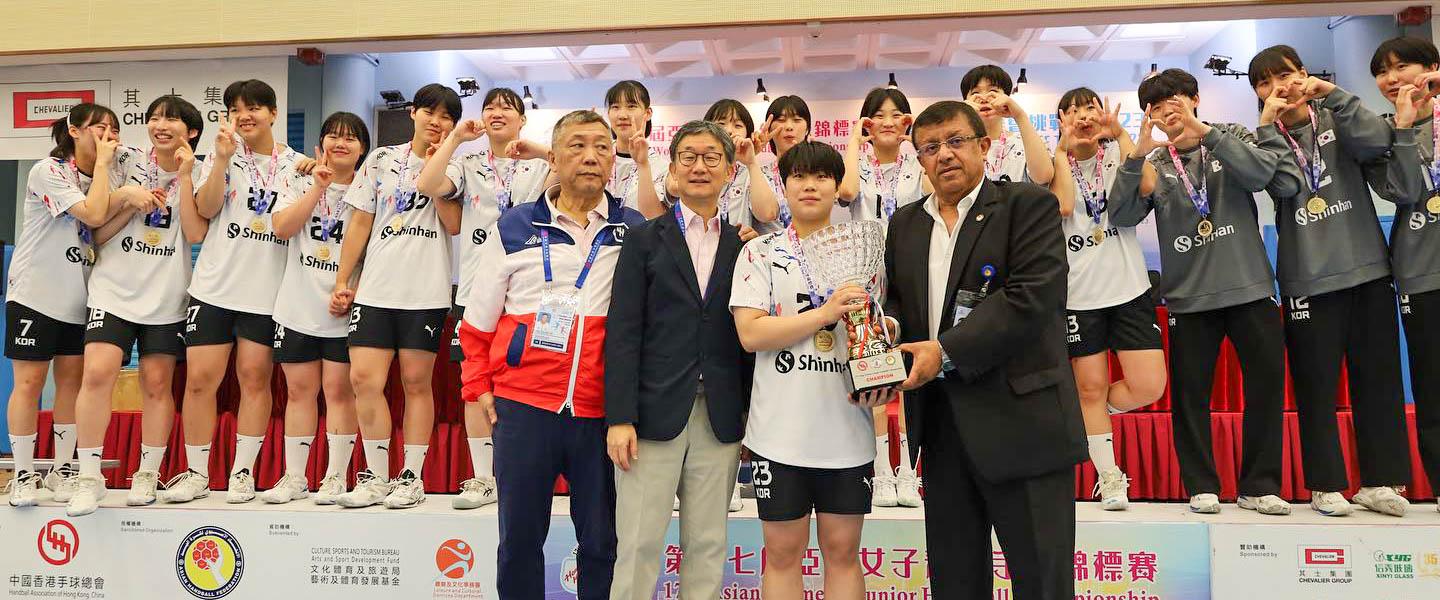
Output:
top-left (54, 430), bottom-right (69, 440)
top-left (771, 261), bottom-right (793, 274)
top-left (300, 441), bottom-right (311, 448)
top-left (424, 325), bottom-right (437, 337)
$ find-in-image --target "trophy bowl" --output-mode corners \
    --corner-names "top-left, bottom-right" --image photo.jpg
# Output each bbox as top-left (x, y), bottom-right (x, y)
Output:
top-left (800, 221), bottom-right (907, 393)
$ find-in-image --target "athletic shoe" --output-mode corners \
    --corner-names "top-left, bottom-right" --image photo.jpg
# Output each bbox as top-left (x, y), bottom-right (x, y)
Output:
top-left (6, 471), bottom-right (43, 507)
top-left (43, 465), bottom-right (79, 502)
top-left (1094, 467), bottom-right (1130, 511)
top-left (1188, 493), bottom-right (1220, 514)
top-left (313, 474), bottom-right (346, 505)
top-left (65, 475), bottom-right (106, 517)
top-left (728, 484), bottom-right (743, 512)
top-left (452, 476), bottom-right (497, 509)
top-left (1353, 486), bottom-right (1409, 517)
top-left (226, 469), bottom-right (256, 504)
top-left (383, 470), bottom-right (426, 509)
top-left (126, 470), bottom-right (160, 506)
top-left (895, 466), bottom-right (922, 507)
top-left (160, 470), bottom-right (211, 503)
top-left (673, 495), bottom-right (680, 511)
top-left (1309, 491), bottom-right (1354, 516)
top-left (337, 471), bottom-right (392, 508)
top-left (259, 474), bottom-right (309, 504)
top-left (1238, 494), bottom-right (1291, 515)
top-left (872, 472), bottom-right (899, 507)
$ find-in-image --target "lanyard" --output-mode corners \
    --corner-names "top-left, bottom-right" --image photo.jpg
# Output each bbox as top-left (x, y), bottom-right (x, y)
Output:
top-left (241, 141), bottom-right (280, 193)
top-left (611, 154), bottom-right (638, 198)
top-left (1167, 145), bottom-right (1210, 219)
top-left (1274, 106), bottom-right (1323, 194)
top-left (785, 225), bottom-right (826, 308)
top-left (1067, 144), bottom-right (1107, 224)
top-left (1426, 101), bottom-right (1440, 191)
top-left (540, 226), bottom-right (611, 289)
top-left (318, 184), bottom-right (340, 241)
top-left (771, 162), bottom-right (792, 225)
top-left (673, 202), bottom-right (689, 236)
top-left (60, 160), bottom-right (94, 245)
top-left (146, 150), bottom-right (178, 226)
top-left (715, 169), bottom-right (738, 226)
top-left (392, 144), bottom-right (420, 213)
top-left (870, 151), bottom-right (903, 220)
top-left (984, 130), bottom-right (1008, 178)
top-left (487, 151), bottom-right (520, 211)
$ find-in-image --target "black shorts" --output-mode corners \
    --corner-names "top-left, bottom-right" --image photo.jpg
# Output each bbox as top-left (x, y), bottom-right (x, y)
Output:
top-left (750, 452), bottom-right (873, 521)
top-left (5, 302), bottom-right (84, 361)
top-left (1066, 291), bottom-right (1163, 358)
top-left (273, 325), bottom-right (349, 364)
top-left (448, 304), bottom-right (465, 363)
top-left (84, 309), bottom-right (185, 359)
top-left (347, 304), bottom-right (448, 352)
top-left (185, 298), bottom-right (274, 347)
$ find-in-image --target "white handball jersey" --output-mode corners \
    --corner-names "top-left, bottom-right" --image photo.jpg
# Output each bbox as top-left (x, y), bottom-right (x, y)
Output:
top-left (717, 162), bottom-right (760, 228)
top-left (272, 173), bottom-right (354, 338)
top-left (188, 144), bottom-right (301, 315)
top-left (849, 152), bottom-right (926, 224)
top-left (729, 230), bottom-right (876, 469)
top-left (89, 155), bottom-right (211, 324)
top-left (1061, 141), bottom-right (1151, 311)
top-left (345, 143), bottom-right (461, 311)
top-left (10, 156), bottom-right (125, 324)
top-left (452, 150), bottom-right (550, 305)
top-left (984, 127), bottom-right (1033, 184)
top-left (608, 146), bottom-right (668, 212)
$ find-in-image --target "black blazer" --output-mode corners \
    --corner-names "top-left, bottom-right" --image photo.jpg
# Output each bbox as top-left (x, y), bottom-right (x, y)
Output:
top-left (885, 179), bottom-right (1086, 483)
top-left (604, 210), bottom-right (751, 443)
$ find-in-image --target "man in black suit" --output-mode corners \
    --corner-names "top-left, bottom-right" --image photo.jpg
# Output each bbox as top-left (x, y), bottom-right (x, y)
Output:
top-left (887, 101), bottom-right (1086, 599)
top-left (604, 120), bottom-right (753, 599)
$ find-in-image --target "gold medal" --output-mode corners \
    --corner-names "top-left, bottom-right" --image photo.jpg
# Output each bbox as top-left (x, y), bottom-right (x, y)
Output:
top-left (249, 218), bottom-right (266, 234)
top-left (85, 246), bottom-right (96, 262)
top-left (1197, 219), bottom-right (1213, 237)
top-left (1306, 196), bottom-right (1327, 215)
top-left (316, 245), bottom-right (331, 261)
top-left (143, 229), bottom-right (161, 246)
top-left (390, 216), bottom-right (404, 232)
top-left (1091, 226), bottom-right (1106, 244)
top-left (1427, 194), bottom-right (1440, 215)
top-left (814, 330), bottom-right (835, 352)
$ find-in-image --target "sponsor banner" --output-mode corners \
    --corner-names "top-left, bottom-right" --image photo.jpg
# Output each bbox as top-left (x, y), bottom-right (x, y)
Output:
top-left (1211, 523), bottom-right (1440, 598)
top-left (0, 57), bottom-right (287, 159)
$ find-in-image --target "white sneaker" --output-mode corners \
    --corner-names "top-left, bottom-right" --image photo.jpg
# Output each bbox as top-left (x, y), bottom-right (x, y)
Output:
top-left (259, 473), bottom-right (309, 504)
top-left (672, 495), bottom-right (680, 511)
top-left (728, 484), bottom-right (743, 512)
top-left (895, 466), bottom-right (922, 507)
top-left (65, 475), bottom-right (106, 517)
top-left (160, 470), bottom-right (211, 503)
top-left (226, 469), bottom-right (256, 503)
top-left (452, 476), bottom-right (497, 509)
top-left (313, 474), bottom-right (346, 505)
top-left (6, 471), bottom-right (43, 507)
top-left (1094, 467), bottom-right (1130, 511)
top-left (337, 471), bottom-right (392, 508)
top-left (1309, 491), bottom-right (1354, 516)
top-left (1188, 493), bottom-right (1220, 514)
top-left (1353, 486), bottom-right (1409, 517)
top-left (383, 470), bottom-right (426, 509)
top-left (1238, 494), bottom-right (1291, 515)
top-left (44, 465), bottom-right (79, 502)
top-left (872, 473), bottom-right (899, 507)
top-left (126, 470), bottom-right (160, 506)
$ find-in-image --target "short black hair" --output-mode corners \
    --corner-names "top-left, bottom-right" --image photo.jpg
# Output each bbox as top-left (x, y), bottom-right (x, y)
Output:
top-left (145, 95), bottom-right (204, 149)
top-left (223, 79), bottom-right (277, 112)
top-left (605, 80), bottom-right (652, 137)
top-left (483, 87), bottom-right (525, 115)
top-left (412, 83), bottom-right (462, 121)
top-left (1370, 36), bottom-right (1440, 76)
top-left (320, 111), bottom-right (372, 165)
top-left (778, 140), bottom-right (844, 182)
top-left (912, 100), bottom-right (985, 142)
top-left (960, 65), bottom-right (1014, 97)
top-left (1137, 68), bottom-right (1200, 111)
top-left (1057, 87), bottom-right (1101, 117)
top-left (858, 87), bottom-right (913, 137)
top-left (703, 99), bottom-right (755, 137)
top-left (1248, 45), bottom-right (1304, 89)
top-left (764, 95), bottom-right (812, 153)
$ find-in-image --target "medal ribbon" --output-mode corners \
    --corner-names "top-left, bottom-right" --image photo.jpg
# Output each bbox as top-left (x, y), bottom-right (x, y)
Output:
top-left (785, 225), bottom-right (827, 308)
top-left (1066, 144), bottom-right (1107, 225)
top-left (772, 162), bottom-right (792, 225)
top-left (487, 150), bottom-right (520, 211)
top-left (870, 150), bottom-right (904, 221)
top-left (984, 130), bottom-right (1008, 179)
top-left (146, 149), bottom-right (178, 227)
top-left (1274, 106), bottom-right (1323, 195)
top-left (1426, 100), bottom-right (1440, 192)
top-left (391, 144), bottom-right (421, 213)
top-left (241, 141), bottom-right (280, 216)
top-left (1167, 145), bottom-right (1210, 219)
top-left (62, 159), bottom-right (95, 246)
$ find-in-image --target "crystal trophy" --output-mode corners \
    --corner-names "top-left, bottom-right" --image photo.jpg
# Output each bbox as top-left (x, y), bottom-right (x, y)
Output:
top-left (801, 220), bottom-right (908, 392)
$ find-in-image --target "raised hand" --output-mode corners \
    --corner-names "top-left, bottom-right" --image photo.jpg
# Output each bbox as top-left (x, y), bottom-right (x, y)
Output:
top-left (504, 139), bottom-right (546, 160)
top-left (752, 115), bottom-right (777, 152)
top-left (1131, 115), bottom-right (1167, 159)
top-left (175, 143), bottom-right (196, 173)
top-left (853, 117), bottom-right (875, 146)
top-left (1259, 87), bottom-right (1291, 126)
top-left (734, 133), bottom-right (757, 165)
top-left (818, 284), bottom-right (870, 325)
top-left (630, 131), bottom-right (650, 166)
top-left (897, 114), bottom-right (914, 143)
top-left (453, 119), bottom-right (486, 143)
top-left (991, 92), bottom-right (1017, 118)
top-left (95, 135), bottom-right (119, 167)
top-left (1414, 71), bottom-right (1440, 104)
top-left (1394, 84), bottom-right (1425, 128)
top-left (1097, 97), bottom-right (1126, 139)
top-left (311, 145), bottom-right (335, 188)
top-left (1298, 76), bottom-right (1336, 101)
top-left (1056, 115), bottom-right (1077, 154)
top-left (214, 113), bottom-right (237, 160)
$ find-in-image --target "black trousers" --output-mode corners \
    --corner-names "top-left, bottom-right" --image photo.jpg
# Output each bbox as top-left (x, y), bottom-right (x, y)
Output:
top-left (1167, 298), bottom-right (1286, 497)
top-left (1283, 277), bottom-right (1412, 491)
top-left (921, 410), bottom-right (1074, 600)
top-left (1400, 289), bottom-right (1440, 491)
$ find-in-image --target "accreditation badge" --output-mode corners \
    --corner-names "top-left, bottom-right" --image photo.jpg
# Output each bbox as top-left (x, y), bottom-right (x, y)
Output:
top-left (530, 287), bottom-right (580, 353)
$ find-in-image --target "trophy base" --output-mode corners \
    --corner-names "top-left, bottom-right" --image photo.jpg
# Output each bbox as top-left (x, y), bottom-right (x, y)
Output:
top-left (848, 350), bottom-right (908, 393)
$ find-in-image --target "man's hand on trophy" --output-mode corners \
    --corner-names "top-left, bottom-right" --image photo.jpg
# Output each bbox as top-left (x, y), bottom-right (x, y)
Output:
top-left (896, 340), bottom-right (943, 391)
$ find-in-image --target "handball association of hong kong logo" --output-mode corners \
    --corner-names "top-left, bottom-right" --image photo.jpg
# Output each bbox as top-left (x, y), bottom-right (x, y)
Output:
top-left (175, 526), bottom-right (244, 599)
top-left (37, 519), bottom-right (79, 565)
top-left (435, 538), bottom-right (475, 580)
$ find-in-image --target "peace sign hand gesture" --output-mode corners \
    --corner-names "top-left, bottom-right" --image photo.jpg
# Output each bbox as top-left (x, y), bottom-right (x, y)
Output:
top-left (215, 113), bottom-right (238, 161)
top-left (311, 145), bottom-right (335, 188)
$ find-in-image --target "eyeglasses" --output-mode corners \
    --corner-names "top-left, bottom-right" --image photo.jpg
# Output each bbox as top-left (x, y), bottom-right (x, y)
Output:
top-left (676, 151), bottom-right (726, 167)
top-left (916, 134), bottom-right (984, 158)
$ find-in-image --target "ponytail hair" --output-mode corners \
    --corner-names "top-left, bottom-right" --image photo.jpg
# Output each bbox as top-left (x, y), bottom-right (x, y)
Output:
top-left (48, 103), bottom-right (119, 160)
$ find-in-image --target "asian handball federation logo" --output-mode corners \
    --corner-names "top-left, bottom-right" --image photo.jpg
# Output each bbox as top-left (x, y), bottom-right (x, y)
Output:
top-left (176, 526), bottom-right (244, 599)
top-left (37, 519), bottom-right (79, 566)
top-left (436, 539), bottom-right (475, 580)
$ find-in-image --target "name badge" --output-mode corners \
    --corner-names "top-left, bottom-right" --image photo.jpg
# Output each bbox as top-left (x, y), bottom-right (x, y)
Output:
top-left (531, 287), bottom-right (580, 353)
top-left (951, 289), bottom-right (986, 327)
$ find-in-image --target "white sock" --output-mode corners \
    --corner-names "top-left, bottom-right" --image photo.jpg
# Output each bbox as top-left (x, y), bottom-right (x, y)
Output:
top-left (8, 433), bottom-right (36, 475)
top-left (139, 444), bottom-right (166, 473)
top-left (325, 433), bottom-right (356, 478)
top-left (185, 444), bottom-right (211, 477)
top-left (897, 434), bottom-right (913, 470)
top-left (403, 444), bottom-right (428, 476)
top-left (1087, 433), bottom-right (1118, 473)
top-left (362, 438), bottom-right (390, 481)
top-left (284, 436), bottom-right (312, 478)
top-left (231, 435), bottom-right (264, 476)
top-left (52, 423), bottom-right (78, 469)
top-left (874, 435), bottom-right (894, 475)
top-left (468, 437), bottom-right (493, 479)
top-left (77, 447), bottom-right (104, 478)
